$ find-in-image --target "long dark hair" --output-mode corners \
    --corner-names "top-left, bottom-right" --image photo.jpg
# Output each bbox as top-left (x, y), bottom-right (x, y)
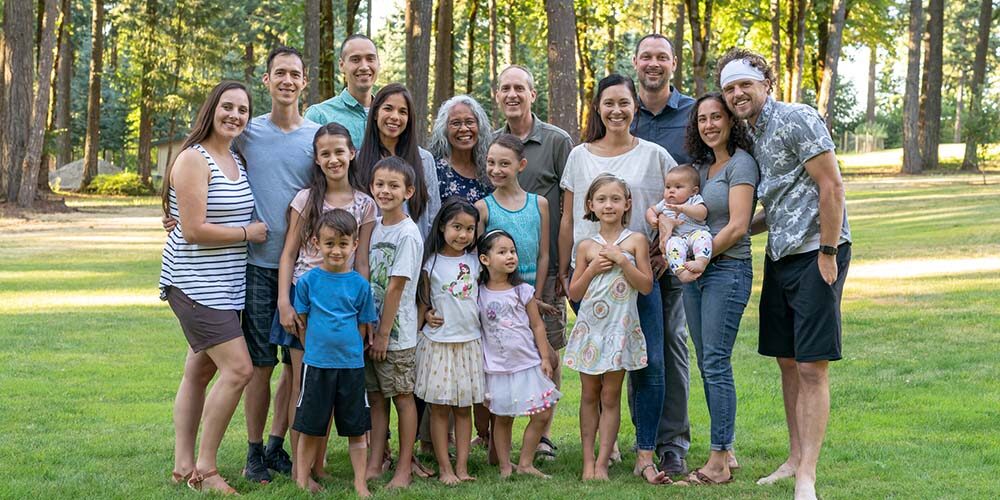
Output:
top-left (684, 92), bottom-right (754, 168)
top-left (477, 229), bottom-right (524, 286)
top-left (418, 197), bottom-right (480, 306)
top-left (298, 122), bottom-right (359, 245)
top-left (161, 81), bottom-right (252, 216)
top-left (356, 83), bottom-right (428, 220)
top-left (581, 74), bottom-right (638, 143)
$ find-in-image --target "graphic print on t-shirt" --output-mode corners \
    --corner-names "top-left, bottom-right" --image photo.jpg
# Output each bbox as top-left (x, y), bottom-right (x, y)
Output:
top-left (443, 262), bottom-right (475, 299)
top-left (370, 240), bottom-right (401, 340)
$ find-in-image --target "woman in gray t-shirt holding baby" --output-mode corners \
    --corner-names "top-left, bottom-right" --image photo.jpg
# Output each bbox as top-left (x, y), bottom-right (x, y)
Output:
top-left (675, 92), bottom-right (759, 486)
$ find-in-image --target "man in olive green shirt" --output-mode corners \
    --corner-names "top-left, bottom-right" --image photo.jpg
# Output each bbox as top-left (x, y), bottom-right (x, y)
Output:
top-left (494, 64), bottom-right (573, 460)
top-left (304, 34), bottom-right (380, 146)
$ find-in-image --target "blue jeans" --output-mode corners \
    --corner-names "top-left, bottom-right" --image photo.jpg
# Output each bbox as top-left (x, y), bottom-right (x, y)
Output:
top-left (682, 258), bottom-right (752, 451)
top-left (571, 280), bottom-right (665, 451)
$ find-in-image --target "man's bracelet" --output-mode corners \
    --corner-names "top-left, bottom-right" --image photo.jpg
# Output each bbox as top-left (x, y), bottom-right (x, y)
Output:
top-left (241, 226), bottom-right (247, 242)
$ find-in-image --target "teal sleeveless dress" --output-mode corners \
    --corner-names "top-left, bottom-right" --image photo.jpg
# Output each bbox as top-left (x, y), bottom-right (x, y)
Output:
top-left (484, 192), bottom-right (541, 286)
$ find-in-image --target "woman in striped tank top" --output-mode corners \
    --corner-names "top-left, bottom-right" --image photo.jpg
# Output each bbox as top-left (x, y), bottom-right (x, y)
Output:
top-left (159, 81), bottom-right (267, 494)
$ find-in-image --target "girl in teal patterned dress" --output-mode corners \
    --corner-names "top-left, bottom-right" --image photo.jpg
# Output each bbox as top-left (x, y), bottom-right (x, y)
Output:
top-left (563, 173), bottom-right (653, 480)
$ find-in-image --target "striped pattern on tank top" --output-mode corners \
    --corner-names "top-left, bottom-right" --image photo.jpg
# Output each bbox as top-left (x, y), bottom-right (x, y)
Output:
top-left (159, 144), bottom-right (256, 310)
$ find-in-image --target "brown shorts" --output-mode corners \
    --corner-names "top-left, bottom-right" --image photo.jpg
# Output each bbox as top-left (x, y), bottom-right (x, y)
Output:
top-left (165, 287), bottom-right (244, 353)
top-left (364, 347), bottom-right (417, 398)
top-left (539, 272), bottom-right (568, 351)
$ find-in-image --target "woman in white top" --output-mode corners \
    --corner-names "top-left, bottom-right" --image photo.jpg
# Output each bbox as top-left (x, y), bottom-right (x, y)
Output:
top-left (160, 81), bottom-right (267, 494)
top-left (557, 74), bottom-right (677, 485)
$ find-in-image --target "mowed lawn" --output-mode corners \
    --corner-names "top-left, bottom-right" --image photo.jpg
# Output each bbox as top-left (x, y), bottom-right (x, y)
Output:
top-left (1, 174), bottom-right (998, 499)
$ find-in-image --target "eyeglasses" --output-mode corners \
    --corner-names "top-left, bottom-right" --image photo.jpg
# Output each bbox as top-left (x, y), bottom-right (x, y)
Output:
top-left (448, 119), bottom-right (478, 130)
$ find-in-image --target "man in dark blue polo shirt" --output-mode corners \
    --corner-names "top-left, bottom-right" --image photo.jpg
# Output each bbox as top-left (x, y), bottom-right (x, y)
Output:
top-left (629, 33), bottom-right (696, 476)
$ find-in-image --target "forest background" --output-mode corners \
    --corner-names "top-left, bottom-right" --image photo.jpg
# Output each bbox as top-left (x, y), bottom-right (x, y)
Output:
top-left (0, 0), bottom-right (997, 208)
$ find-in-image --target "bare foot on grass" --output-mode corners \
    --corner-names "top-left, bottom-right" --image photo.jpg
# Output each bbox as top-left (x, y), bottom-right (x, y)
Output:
top-left (515, 465), bottom-right (551, 479)
top-left (386, 471), bottom-right (413, 489)
top-left (354, 480), bottom-right (371, 498)
top-left (296, 477), bottom-right (323, 493)
top-left (757, 461), bottom-right (796, 485)
top-left (438, 472), bottom-right (461, 486)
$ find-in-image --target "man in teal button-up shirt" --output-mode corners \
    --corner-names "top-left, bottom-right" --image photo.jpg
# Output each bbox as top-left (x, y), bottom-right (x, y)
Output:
top-left (304, 34), bottom-right (380, 147)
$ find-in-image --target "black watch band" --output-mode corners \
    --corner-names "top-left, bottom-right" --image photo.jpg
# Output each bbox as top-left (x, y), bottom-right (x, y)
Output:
top-left (819, 245), bottom-right (838, 256)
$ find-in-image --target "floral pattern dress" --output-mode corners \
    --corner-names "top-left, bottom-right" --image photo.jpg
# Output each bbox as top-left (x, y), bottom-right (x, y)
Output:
top-left (563, 229), bottom-right (648, 375)
top-left (436, 157), bottom-right (493, 203)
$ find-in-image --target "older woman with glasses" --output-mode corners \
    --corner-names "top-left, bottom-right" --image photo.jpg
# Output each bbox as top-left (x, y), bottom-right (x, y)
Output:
top-left (427, 95), bottom-right (495, 203)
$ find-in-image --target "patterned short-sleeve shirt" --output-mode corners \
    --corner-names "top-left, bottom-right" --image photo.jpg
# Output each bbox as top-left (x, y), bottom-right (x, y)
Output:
top-left (436, 157), bottom-right (493, 203)
top-left (750, 97), bottom-right (851, 260)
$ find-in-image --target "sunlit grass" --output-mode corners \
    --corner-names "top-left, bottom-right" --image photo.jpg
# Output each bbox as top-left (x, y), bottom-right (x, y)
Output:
top-left (0, 176), bottom-right (997, 498)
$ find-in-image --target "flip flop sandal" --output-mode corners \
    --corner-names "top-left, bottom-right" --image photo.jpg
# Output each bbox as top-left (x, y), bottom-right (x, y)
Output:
top-left (633, 463), bottom-right (672, 485)
top-left (685, 469), bottom-right (734, 485)
top-left (187, 469), bottom-right (237, 495)
top-left (171, 470), bottom-right (193, 485)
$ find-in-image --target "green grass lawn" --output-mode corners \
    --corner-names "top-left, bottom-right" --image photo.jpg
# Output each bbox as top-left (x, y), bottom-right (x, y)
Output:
top-left (2, 174), bottom-right (999, 499)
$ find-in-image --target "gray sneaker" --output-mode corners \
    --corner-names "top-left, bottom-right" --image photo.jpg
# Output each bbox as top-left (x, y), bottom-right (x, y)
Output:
top-left (659, 450), bottom-right (687, 476)
top-left (243, 442), bottom-right (272, 484)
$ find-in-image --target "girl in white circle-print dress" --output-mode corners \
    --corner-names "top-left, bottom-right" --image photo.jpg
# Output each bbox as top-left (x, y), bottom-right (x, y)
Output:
top-left (563, 173), bottom-right (653, 481)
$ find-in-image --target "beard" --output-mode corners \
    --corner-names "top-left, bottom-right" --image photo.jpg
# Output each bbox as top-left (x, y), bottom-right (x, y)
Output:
top-left (639, 72), bottom-right (669, 92)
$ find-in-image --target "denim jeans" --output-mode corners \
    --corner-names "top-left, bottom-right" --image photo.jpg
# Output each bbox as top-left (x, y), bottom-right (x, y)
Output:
top-left (656, 274), bottom-right (691, 457)
top-left (682, 258), bottom-right (752, 451)
top-left (572, 280), bottom-right (665, 451)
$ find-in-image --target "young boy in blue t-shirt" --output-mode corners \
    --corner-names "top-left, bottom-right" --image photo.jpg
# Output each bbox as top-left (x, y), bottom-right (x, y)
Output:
top-left (292, 209), bottom-right (378, 496)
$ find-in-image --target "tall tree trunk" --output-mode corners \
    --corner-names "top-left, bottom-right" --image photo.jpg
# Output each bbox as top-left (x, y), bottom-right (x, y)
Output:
top-left (433, 0), bottom-right (454, 115)
top-left (545, 0), bottom-right (579, 141)
top-left (243, 42), bottom-right (254, 85)
top-left (55, 0), bottom-right (73, 169)
top-left (81, 0), bottom-right (105, 190)
top-left (686, 0), bottom-right (713, 96)
top-left (782, 0), bottom-right (794, 101)
top-left (575, 10), bottom-right (595, 132)
top-left (406, 0), bottom-right (432, 142)
top-left (652, 0), bottom-right (659, 32)
top-left (138, 0), bottom-right (158, 186)
top-left (961, 0), bottom-right (993, 172)
top-left (305, 0), bottom-right (321, 106)
top-left (791, 0), bottom-right (806, 102)
top-left (507, 0), bottom-right (517, 65)
top-left (18, 0), bottom-right (59, 207)
top-left (817, 0), bottom-right (846, 132)
top-left (954, 71), bottom-right (964, 143)
top-left (770, 0), bottom-right (781, 99)
top-left (346, 0), bottom-right (362, 35)
top-left (865, 43), bottom-right (876, 124)
top-left (465, 0), bottom-right (479, 95)
top-left (489, 0), bottom-right (498, 90)
top-left (901, 0), bottom-right (923, 174)
top-left (606, 8), bottom-right (616, 75)
top-left (3, 0), bottom-right (34, 201)
top-left (672, 0), bottom-right (684, 89)
top-left (366, 0), bottom-right (372, 36)
top-left (1, 19), bottom-right (7, 196)
top-left (320, 0), bottom-right (336, 99)
top-left (919, 0), bottom-right (943, 170)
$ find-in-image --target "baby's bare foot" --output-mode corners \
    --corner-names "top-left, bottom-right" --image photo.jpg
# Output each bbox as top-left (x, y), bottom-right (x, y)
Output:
top-left (685, 258), bottom-right (708, 274)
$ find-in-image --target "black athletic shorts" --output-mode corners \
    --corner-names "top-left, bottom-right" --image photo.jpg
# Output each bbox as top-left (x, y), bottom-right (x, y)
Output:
top-left (758, 243), bottom-right (851, 362)
top-left (293, 364), bottom-right (370, 437)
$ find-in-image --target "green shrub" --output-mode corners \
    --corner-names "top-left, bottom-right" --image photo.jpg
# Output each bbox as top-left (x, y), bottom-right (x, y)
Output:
top-left (87, 172), bottom-right (154, 196)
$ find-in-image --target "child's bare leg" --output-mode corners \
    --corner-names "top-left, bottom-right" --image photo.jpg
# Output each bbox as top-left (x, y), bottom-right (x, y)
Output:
top-left (312, 411), bottom-right (334, 479)
top-left (270, 362), bottom-right (291, 441)
top-left (173, 349), bottom-right (215, 480)
top-left (492, 416), bottom-right (515, 478)
top-left (387, 394), bottom-right (418, 488)
top-left (453, 406), bottom-right (476, 481)
top-left (539, 348), bottom-right (561, 450)
top-left (365, 392), bottom-right (389, 480)
top-left (430, 404), bottom-right (459, 485)
top-left (579, 373), bottom-right (602, 480)
top-left (517, 409), bottom-right (553, 478)
top-left (294, 434), bottom-right (323, 493)
top-left (347, 436), bottom-right (371, 497)
top-left (595, 371), bottom-right (625, 480)
top-left (287, 349), bottom-right (303, 479)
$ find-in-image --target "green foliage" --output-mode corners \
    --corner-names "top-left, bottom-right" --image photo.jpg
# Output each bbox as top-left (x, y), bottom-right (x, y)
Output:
top-left (854, 121), bottom-right (888, 139)
top-left (85, 171), bottom-right (154, 196)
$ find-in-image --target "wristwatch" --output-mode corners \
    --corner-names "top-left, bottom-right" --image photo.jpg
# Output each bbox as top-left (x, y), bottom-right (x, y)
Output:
top-left (819, 245), bottom-right (838, 256)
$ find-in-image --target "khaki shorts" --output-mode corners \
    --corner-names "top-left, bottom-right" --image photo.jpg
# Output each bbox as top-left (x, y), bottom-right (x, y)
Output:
top-left (539, 272), bottom-right (568, 351)
top-left (364, 347), bottom-right (417, 398)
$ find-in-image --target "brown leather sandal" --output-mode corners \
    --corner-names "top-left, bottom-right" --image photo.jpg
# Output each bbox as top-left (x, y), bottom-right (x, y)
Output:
top-left (187, 468), bottom-right (238, 495)
top-left (171, 470), bottom-right (193, 485)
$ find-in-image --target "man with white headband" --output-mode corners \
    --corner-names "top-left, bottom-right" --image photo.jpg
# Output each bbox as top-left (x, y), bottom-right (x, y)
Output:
top-left (629, 33), bottom-right (694, 478)
top-left (716, 48), bottom-right (851, 500)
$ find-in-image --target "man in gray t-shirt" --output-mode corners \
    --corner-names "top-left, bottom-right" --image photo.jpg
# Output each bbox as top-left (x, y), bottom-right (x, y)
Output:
top-left (718, 48), bottom-right (851, 500)
top-left (494, 64), bottom-right (572, 460)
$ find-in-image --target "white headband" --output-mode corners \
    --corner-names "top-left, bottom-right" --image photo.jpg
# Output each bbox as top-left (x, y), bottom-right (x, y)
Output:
top-left (720, 59), bottom-right (765, 88)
